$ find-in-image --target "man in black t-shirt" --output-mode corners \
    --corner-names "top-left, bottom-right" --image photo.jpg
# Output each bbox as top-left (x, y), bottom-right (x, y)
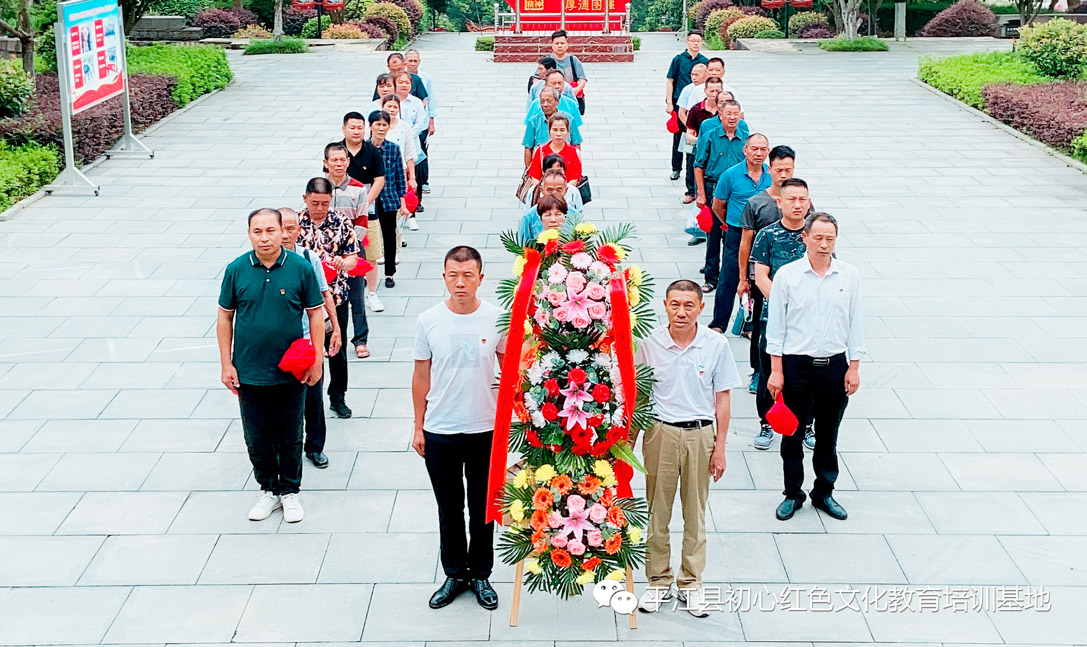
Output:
top-left (334, 112), bottom-right (385, 210)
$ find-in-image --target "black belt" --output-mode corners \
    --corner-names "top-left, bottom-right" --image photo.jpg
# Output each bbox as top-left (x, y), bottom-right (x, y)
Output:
top-left (789, 353), bottom-right (846, 367)
top-left (659, 418), bottom-right (713, 429)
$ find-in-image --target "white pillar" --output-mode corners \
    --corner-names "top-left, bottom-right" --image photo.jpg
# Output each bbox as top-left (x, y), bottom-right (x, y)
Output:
top-left (894, 0), bottom-right (906, 41)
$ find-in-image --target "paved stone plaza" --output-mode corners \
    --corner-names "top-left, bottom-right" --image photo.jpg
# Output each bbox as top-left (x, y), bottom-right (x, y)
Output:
top-left (1, 33), bottom-right (1086, 646)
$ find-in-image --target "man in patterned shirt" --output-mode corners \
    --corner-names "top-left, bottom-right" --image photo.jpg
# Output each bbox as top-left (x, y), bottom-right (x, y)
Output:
top-left (298, 177), bottom-right (359, 428)
top-left (369, 109), bottom-right (408, 289)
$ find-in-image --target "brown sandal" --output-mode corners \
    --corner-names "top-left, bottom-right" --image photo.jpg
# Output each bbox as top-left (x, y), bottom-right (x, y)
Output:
top-left (355, 345), bottom-right (370, 359)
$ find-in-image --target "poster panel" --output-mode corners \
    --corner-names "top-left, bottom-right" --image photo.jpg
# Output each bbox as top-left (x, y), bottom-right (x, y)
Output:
top-left (60, 0), bottom-right (125, 114)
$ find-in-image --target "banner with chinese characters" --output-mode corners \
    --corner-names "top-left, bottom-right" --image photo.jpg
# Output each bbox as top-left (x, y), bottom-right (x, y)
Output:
top-left (510, 0), bottom-right (629, 31)
top-left (59, 0), bottom-right (125, 114)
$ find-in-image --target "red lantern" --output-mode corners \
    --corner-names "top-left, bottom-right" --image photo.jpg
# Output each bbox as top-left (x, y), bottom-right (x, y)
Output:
top-left (292, 0), bottom-right (315, 9)
top-left (789, 0), bottom-right (814, 7)
top-left (322, 0), bottom-right (345, 10)
top-left (762, 0), bottom-right (786, 8)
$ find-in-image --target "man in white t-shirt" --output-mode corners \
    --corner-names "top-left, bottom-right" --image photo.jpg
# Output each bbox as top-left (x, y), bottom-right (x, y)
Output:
top-left (633, 279), bottom-right (740, 618)
top-left (412, 245), bottom-right (506, 612)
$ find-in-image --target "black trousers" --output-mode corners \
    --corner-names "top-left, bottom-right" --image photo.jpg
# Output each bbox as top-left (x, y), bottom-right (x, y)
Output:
top-left (327, 301), bottom-right (349, 399)
top-left (780, 354), bottom-right (850, 502)
top-left (345, 275), bottom-right (368, 346)
top-left (417, 131), bottom-right (429, 203)
top-left (749, 287), bottom-right (764, 372)
top-left (709, 225), bottom-right (743, 330)
top-left (683, 153), bottom-right (696, 196)
top-left (303, 374), bottom-right (325, 453)
top-left (238, 381), bottom-right (305, 495)
top-left (671, 127), bottom-right (683, 173)
top-left (423, 430), bottom-right (495, 580)
top-left (701, 178), bottom-right (720, 282)
top-left (576, 95), bottom-right (586, 115)
top-left (376, 203), bottom-right (397, 277)
top-left (756, 323), bottom-right (774, 423)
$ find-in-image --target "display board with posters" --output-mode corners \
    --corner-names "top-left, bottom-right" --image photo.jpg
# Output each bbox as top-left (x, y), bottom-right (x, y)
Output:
top-left (59, 0), bottom-right (125, 114)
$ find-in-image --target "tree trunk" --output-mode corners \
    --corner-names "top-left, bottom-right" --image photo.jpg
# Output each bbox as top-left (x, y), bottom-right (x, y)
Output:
top-left (273, 0), bottom-right (284, 40)
top-left (17, 0), bottom-right (33, 76)
top-left (233, 0), bottom-right (244, 9)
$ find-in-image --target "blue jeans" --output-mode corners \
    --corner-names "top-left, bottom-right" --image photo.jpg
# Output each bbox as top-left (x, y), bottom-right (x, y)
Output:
top-left (346, 276), bottom-right (368, 346)
top-left (709, 225), bottom-right (743, 330)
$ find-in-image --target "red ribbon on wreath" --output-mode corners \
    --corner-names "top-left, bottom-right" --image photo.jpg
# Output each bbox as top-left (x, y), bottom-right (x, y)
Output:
top-left (609, 271), bottom-right (638, 499)
top-left (486, 248), bottom-right (542, 525)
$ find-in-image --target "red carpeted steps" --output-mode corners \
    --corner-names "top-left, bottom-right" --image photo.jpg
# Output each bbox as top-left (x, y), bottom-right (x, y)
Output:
top-left (493, 34), bottom-right (634, 62)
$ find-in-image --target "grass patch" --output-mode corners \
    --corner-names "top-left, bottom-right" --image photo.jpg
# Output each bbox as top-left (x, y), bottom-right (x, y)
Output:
top-left (243, 37), bottom-right (309, 55)
top-left (917, 50), bottom-right (1048, 109)
top-left (818, 36), bottom-right (889, 51)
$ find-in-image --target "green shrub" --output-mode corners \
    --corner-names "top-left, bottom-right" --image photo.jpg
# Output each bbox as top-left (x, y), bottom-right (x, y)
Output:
top-left (244, 37), bottom-right (309, 54)
top-left (632, 35), bottom-right (641, 50)
top-left (0, 58), bottom-right (33, 119)
top-left (818, 35), bottom-right (889, 51)
top-left (705, 7), bottom-right (743, 37)
top-left (1017, 19), bottom-right (1087, 79)
top-left (366, 2), bottom-right (412, 37)
top-left (1072, 130), bottom-right (1087, 164)
top-left (0, 141), bottom-right (60, 212)
top-left (918, 51), bottom-right (1048, 108)
top-left (755, 28), bottom-right (785, 38)
top-left (35, 26), bottom-right (57, 74)
top-left (149, 0), bottom-right (214, 19)
top-left (788, 10), bottom-right (827, 34)
top-left (233, 23), bottom-right (272, 38)
top-left (726, 15), bottom-right (778, 41)
top-left (300, 15), bottom-right (332, 37)
top-left (126, 43), bottom-right (232, 106)
top-left (324, 23), bottom-right (366, 38)
top-left (475, 35), bottom-right (494, 50)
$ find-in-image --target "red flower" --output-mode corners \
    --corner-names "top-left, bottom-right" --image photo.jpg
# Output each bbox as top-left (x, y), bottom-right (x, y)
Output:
top-left (526, 430), bottom-right (544, 447)
top-left (587, 414), bottom-right (605, 429)
top-left (606, 426), bottom-right (627, 444)
top-left (582, 556), bottom-right (602, 571)
top-left (532, 488), bottom-right (554, 510)
top-left (591, 441), bottom-right (611, 457)
top-left (570, 424), bottom-right (593, 447)
top-left (544, 379), bottom-right (561, 397)
top-left (567, 368), bottom-right (587, 386)
top-left (571, 444), bottom-right (591, 456)
top-left (541, 402), bottom-right (559, 421)
top-left (605, 533), bottom-right (623, 554)
top-left (547, 444), bottom-right (562, 452)
top-left (597, 244), bottom-right (620, 265)
top-left (544, 239), bottom-right (560, 256)
top-left (551, 549), bottom-right (572, 568)
top-left (592, 384), bottom-right (611, 403)
top-left (561, 240), bottom-right (585, 254)
top-left (513, 401), bottom-right (529, 423)
top-left (601, 488), bottom-right (616, 507)
top-left (607, 506), bottom-right (627, 527)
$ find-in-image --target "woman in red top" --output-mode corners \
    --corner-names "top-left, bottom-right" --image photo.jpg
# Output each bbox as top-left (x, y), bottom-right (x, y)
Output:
top-left (528, 113), bottom-right (581, 186)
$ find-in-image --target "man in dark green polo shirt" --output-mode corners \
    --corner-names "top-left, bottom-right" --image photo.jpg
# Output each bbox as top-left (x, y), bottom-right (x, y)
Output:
top-left (666, 31), bottom-right (707, 182)
top-left (217, 208), bottom-right (325, 524)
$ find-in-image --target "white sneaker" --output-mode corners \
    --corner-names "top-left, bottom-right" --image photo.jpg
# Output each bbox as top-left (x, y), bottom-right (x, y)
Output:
top-left (677, 587), bottom-right (710, 618)
top-left (248, 492), bottom-right (281, 521)
top-left (365, 291), bottom-right (385, 312)
top-left (280, 493), bottom-right (304, 523)
top-left (407, 216), bottom-right (420, 231)
top-left (637, 585), bottom-right (674, 613)
top-left (375, 256), bottom-right (384, 265)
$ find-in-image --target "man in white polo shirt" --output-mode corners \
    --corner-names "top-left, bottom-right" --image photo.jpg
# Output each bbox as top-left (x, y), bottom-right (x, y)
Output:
top-left (634, 279), bottom-right (740, 618)
top-left (412, 245), bottom-right (506, 612)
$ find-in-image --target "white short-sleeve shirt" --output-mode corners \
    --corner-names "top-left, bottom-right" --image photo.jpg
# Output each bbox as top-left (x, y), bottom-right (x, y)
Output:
top-left (413, 299), bottom-right (507, 434)
top-left (635, 324), bottom-right (741, 423)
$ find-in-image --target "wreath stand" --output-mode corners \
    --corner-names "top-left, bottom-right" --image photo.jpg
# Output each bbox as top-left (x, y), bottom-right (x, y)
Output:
top-left (509, 560), bottom-right (637, 629)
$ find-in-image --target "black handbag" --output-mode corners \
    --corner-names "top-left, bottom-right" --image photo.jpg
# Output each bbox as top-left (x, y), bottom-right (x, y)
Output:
top-left (576, 175), bottom-right (592, 204)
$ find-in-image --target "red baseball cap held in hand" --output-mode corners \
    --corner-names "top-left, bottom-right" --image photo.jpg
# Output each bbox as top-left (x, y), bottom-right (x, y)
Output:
top-left (404, 189), bottom-right (420, 213)
top-left (666, 113), bottom-right (680, 134)
top-left (278, 338), bottom-right (315, 381)
top-left (321, 259), bottom-right (338, 284)
top-left (767, 393), bottom-right (799, 436)
top-left (347, 259), bottom-right (374, 277)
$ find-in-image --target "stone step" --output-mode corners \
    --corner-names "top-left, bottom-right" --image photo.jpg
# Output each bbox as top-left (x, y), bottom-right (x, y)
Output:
top-left (494, 52), bottom-right (634, 62)
top-left (134, 15), bottom-right (188, 30)
top-left (494, 33), bottom-right (633, 63)
top-left (130, 26), bottom-right (204, 41)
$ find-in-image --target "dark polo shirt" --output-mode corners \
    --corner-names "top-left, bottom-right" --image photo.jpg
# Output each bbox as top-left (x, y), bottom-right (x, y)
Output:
top-left (336, 138), bottom-right (385, 186)
top-left (218, 248), bottom-right (323, 386)
top-left (666, 50), bottom-right (708, 101)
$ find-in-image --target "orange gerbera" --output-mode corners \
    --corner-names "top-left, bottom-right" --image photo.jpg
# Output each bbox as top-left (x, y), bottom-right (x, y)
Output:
top-left (607, 506), bottom-right (627, 527)
top-left (513, 401), bottom-right (529, 423)
top-left (533, 539), bottom-right (548, 554)
top-left (582, 556), bottom-right (602, 571)
top-left (532, 487), bottom-right (554, 510)
top-left (605, 533), bottom-right (623, 555)
top-left (530, 509), bottom-right (549, 532)
top-left (531, 528), bottom-right (545, 545)
top-left (601, 487), bottom-right (616, 507)
top-left (551, 549), bottom-right (572, 568)
top-left (578, 474), bottom-right (602, 496)
top-left (552, 474), bottom-right (574, 495)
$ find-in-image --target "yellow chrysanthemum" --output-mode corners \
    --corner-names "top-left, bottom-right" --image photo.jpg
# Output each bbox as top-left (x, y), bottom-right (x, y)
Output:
top-left (575, 569), bottom-right (596, 586)
top-left (574, 222), bottom-right (596, 235)
top-left (537, 229), bottom-right (560, 244)
top-left (593, 459), bottom-right (614, 479)
top-left (605, 568), bottom-right (626, 581)
top-left (613, 245), bottom-right (627, 260)
top-left (513, 469), bottom-right (528, 488)
top-left (628, 527), bottom-right (642, 544)
top-left (630, 313), bottom-right (638, 328)
top-left (602, 474), bottom-right (618, 487)
top-left (513, 256), bottom-right (526, 277)
top-left (629, 286), bottom-right (641, 307)
top-left (509, 499), bottom-right (525, 522)
top-left (534, 464), bottom-right (556, 484)
top-left (628, 265), bottom-right (643, 287)
top-left (525, 558), bottom-right (542, 574)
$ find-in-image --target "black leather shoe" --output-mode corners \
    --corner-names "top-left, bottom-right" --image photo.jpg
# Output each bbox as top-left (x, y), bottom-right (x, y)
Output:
top-left (776, 497), bottom-right (803, 521)
top-left (669, 170), bottom-right (681, 181)
top-left (329, 397), bottom-right (352, 419)
top-left (429, 577), bottom-right (468, 609)
top-left (385, 277), bottom-right (395, 288)
top-left (470, 578), bottom-right (499, 610)
top-left (415, 204), bottom-right (425, 213)
top-left (306, 451), bottom-right (329, 469)
top-left (812, 495), bottom-right (848, 520)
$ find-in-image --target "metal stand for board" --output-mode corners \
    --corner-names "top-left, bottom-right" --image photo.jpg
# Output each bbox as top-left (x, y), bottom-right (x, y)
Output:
top-left (105, 30), bottom-right (152, 159)
top-left (508, 561), bottom-right (637, 629)
top-left (44, 21), bottom-right (98, 196)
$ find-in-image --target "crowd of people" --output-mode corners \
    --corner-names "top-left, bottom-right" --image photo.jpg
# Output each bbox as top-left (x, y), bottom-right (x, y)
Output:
top-left (215, 32), bottom-right (866, 617)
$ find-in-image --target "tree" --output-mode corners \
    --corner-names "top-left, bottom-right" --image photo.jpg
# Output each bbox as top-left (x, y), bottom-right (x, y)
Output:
top-left (0, 0), bottom-right (34, 75)
top-left (828, 0), bottom-right (865, 39)
top-left (273, 0), bottom-right (283, 39)
top-left (120, 0), bottom-right (155, 34)
top-left (1015, 0), bottom-right (1044, 28)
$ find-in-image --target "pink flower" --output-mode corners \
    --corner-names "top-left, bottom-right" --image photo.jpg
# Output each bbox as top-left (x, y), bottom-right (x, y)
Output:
top-left (588, 503), bottom-right (608, 523)
top-left (589, 261), bottom-right (610, 276)
top-left (548, 264), bottom-right (568, 283)
top-left (565, 271), bottom-right (587, 293)
top-left (533, 308), bottom-right (550, 328)
top-left (548, 511), bottom-right (564, 528)
top-left (586, 528), bottom-right (603, 547)
top-left (587, 302), bottom-right (607, 320)
top-left (585, 282), bottom-right (608, 301)
top-left (571, 313), bottom-right (592, 329)
top-left (568, 539), bottom-right (586, 556)
top-left (553, 306), bottom-right (569, 322)
top-left (551, 534), bottom-right (568, 548)
top-left (546, 289), bottom-right (564, 307)
top-left (571, 252), bottom-right (592, 269)
top-left (566, 494), bottom-right (586, 513)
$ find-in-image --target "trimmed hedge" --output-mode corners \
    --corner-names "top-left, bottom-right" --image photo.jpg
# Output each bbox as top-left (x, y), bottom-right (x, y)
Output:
top-left (800, 26), bottom-right (834, 39)
top-left (387, 0), bottom-right (423, 28)
top-left (917, 51), bottom-right (1048, 108)
top-left (194, 8), bottom-right (242, 38)
top-left (244, 38), bottom-right (309, 54)
top-left (1017, 19), bottom-right (1087, 79)
top-left (362, 15), bottom-right (399, 43)
top-left (819, 36), bottom-right (889, 51)
top-left (754, 29), bottom-right (785, 38)
top-left (233, 24), bottom-right (272, 38)
top-left (283, 7), bottom-right (315, 35)
top-left (788, 11), bottom-right (828, 34)
top-left (983, 81), bottom-right (1087, 154)
top-left (727, 15), bottom-right (778, 41)
top-left (127, 43), bottom-right (231, 107)
top-left (301, 15), bottom-right (332, 38)
top-left (149, 0), bottom-right (213, 20)
top-left (918, 0), bottom-right (996, 37)
top-left (0, 74), bottom-right (178, 166)
top-left (475, 35), bottom-right (494, 50)
top-left (705, 7), bottom-right (744, 39)
top-left (0, 141), bottom-right (60, 212)
top-left (367, 2), bottom-right (412, 38)
top-left (324, 23), bottom-right (366, 38)
top-left (693, 0), bottom-right (734, 29)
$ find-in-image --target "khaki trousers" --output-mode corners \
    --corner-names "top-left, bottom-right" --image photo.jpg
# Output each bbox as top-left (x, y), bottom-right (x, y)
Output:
top-left (641, 420), bottom-right (715, 589)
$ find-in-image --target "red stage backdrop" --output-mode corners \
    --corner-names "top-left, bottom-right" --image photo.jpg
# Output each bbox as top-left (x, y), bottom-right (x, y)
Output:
top-left (506, 0), bottom-right (629, 31)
